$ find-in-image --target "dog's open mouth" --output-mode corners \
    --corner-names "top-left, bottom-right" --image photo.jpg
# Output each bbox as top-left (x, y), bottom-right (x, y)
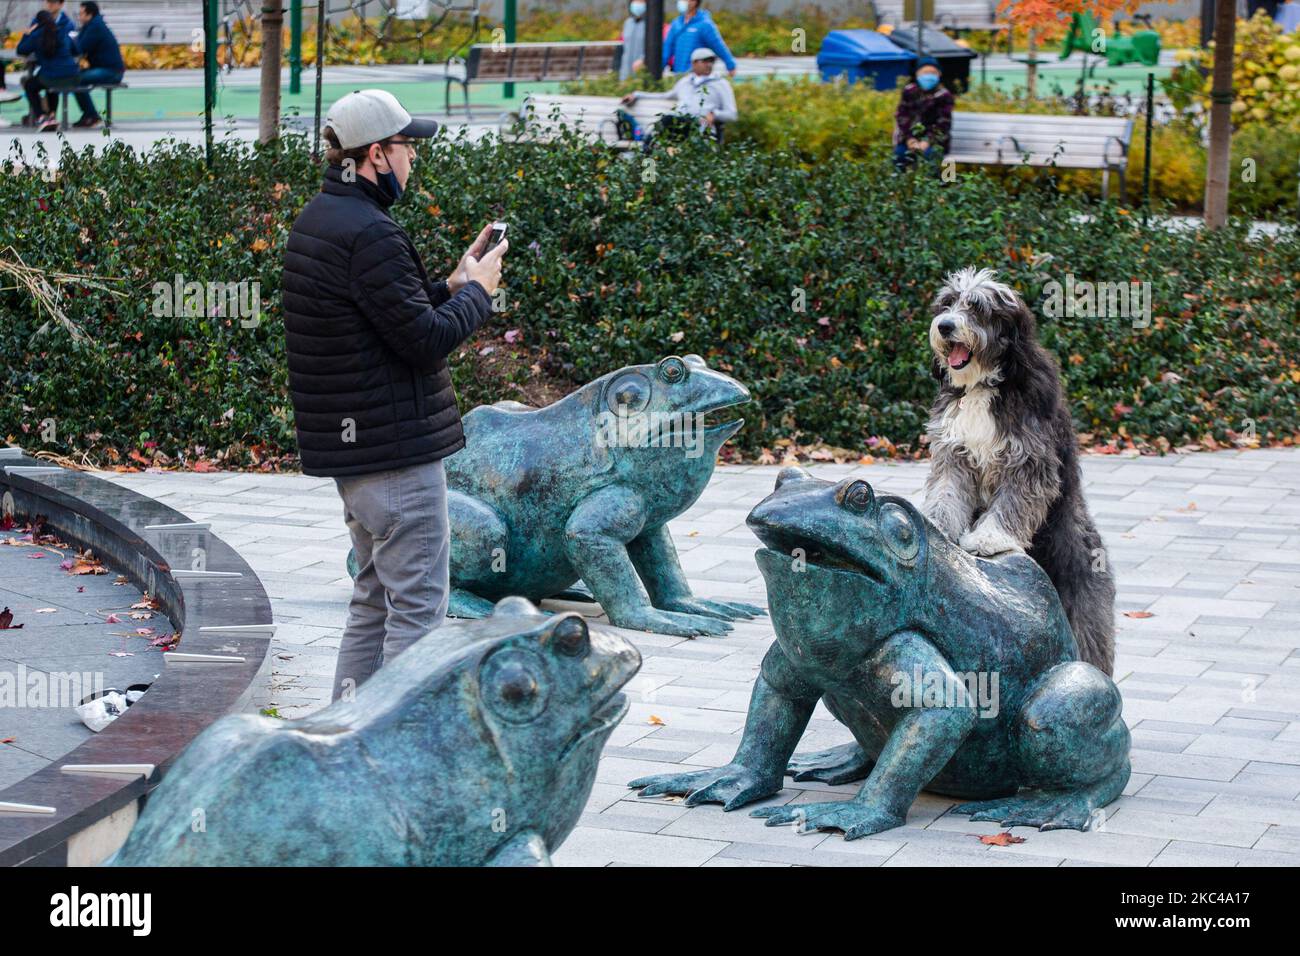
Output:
top-left (946, 344), bottom-right (972, 370)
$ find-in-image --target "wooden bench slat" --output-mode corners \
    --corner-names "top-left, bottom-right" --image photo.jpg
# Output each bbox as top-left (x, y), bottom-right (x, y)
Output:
top-left (947, 111), bottom-right (1132, 197)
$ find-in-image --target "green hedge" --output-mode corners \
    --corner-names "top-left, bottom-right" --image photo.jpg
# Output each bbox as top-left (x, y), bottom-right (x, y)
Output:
top-left (1, 133), bottom-right (1296, 469)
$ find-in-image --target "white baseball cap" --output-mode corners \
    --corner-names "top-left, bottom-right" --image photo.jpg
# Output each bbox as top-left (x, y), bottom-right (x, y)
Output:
top-left (690, 47), bottom-right (717, 62)
top-left (324, 89), bottom-right (438, 149)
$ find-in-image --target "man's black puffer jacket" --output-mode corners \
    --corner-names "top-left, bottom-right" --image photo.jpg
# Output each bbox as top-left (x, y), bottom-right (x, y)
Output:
top-left (282, 164), bottom-right (492, 477)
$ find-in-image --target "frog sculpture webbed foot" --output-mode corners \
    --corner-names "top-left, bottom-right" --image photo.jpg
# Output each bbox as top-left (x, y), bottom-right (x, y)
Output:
top-left (752, 800), bottom-right (904, 840)
top-left (952, 768), bottom-right (1128, 831)
top-left (629, 763), bottom-right (780, 811)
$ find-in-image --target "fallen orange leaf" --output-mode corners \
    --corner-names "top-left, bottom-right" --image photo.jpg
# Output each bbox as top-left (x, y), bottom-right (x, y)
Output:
top-left (1123, 611), bottom-right (1155, 619)
top-left (978, 832), bottom-right (1026, 846)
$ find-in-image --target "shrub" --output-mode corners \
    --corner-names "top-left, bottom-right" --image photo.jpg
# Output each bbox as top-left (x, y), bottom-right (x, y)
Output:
top-left (1168, 12), bottom-right (1300, 127)
top-left (0, 133), bottom-right (1295, 471)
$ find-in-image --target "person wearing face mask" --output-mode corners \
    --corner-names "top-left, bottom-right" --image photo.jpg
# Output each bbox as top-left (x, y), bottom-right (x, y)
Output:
top-left (622, 47), bottom-right (737, 143)
top-left (663, 0), bottom-right (736, 77)
top-left (892, 57), bottom-right (953, 172)
top-left (283, 89), bottom-right (509, 701)
top-left (620, 1), bottom-right (648, 80)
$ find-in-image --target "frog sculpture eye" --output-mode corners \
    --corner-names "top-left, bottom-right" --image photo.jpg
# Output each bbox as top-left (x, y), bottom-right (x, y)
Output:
top-left (835, 479), bottom-right (874, 514)
top-left (880, 502), bottom-right (920, 562)
top-left (481, 648), bottom-right (550, 724)
top-left (550, 615), bottom-right (589, 657)
top-left (657, 356), bottom-right (689, 384)
top-left (606, 371), bottom-right (651, 414)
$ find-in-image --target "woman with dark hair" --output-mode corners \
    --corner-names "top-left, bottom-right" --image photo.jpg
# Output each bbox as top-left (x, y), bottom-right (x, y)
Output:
top-left (17, 9), bottom-right (80, 131)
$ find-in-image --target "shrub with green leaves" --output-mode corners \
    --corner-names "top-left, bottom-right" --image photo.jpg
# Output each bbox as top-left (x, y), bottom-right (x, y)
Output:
top-left (0, 132), bottom-right (1296, 470)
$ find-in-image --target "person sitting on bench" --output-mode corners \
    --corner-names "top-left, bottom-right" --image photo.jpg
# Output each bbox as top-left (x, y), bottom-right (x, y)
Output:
top-left (69, 1), bottom-right (123, 128)
top-left (892, 57), bottom-right (954, 171)
top-left (621, 47), bottom-right (737, 144)
top-left (17, 8), bottom-right (79, 131)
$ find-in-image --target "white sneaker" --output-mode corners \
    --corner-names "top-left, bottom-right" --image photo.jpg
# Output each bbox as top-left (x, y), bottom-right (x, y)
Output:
top-left (0, 89), bottom-right (22, 103)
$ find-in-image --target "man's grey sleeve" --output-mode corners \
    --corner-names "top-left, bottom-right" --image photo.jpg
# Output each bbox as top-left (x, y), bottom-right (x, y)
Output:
top-left (712, 80), bottom-right (738, 124)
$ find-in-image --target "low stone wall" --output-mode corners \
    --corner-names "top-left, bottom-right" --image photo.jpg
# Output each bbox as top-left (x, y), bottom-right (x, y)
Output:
top-left (0, 448), bottom-right (272, 866)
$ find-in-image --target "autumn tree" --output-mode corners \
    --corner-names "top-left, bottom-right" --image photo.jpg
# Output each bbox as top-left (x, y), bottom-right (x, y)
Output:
top-left (1000, 0), bottom-right (1233, 225)
top-left (998, 0), bottom-right (1143, 97)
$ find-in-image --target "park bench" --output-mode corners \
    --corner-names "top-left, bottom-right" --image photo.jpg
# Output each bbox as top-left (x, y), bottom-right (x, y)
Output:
top-left (54, 80), bottom-right (128, 131)
top-left (871, 0), bottom-right (1007, 32)
top-left (446, 41), bottom-right (624, 120)
top-left (946, 112), bottom-right (1133, 199)
top-left (500, 93), bottom-right (679, 149)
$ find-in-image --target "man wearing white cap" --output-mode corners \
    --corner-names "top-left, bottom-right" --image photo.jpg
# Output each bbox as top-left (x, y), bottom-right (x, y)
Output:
top-left (622, 47), bottom-right (738, 142)
top-left (282, 89), bottom-right (509, 702)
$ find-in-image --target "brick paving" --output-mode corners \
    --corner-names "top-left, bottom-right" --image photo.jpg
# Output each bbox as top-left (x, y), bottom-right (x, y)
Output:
top-left (101, 448), bottom-right (1300, 866)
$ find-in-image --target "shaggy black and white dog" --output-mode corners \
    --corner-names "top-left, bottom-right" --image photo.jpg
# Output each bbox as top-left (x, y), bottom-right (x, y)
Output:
top-left (922, 267), bottom-right (1116, 675)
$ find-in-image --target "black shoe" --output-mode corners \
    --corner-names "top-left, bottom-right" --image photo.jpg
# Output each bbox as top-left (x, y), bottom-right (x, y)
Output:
top-left (40, 115), bottom-right (60, 132)
top-left (72, 115), bottom-right (100, 128)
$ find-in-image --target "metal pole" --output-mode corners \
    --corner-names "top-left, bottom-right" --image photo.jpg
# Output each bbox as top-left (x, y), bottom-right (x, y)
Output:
top-left (503, 0), bottom-right (516, 100)
top-left (647, 0), bottom-right (664, 81)
top-left (313, 0), bottom-right (326, 160)
top-left (1200, 0), bottom-right (1215, 49)
top-left (203, 0), bottom-right (217, 166)
top-left (1142, 71), bottom-right (1154, 220)
top-left (290, 0), bottom-right (302, 94)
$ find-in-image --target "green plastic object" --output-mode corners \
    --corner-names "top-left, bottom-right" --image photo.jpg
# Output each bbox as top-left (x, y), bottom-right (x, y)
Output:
top-left (1060, 12), bottom-right (1161, 67)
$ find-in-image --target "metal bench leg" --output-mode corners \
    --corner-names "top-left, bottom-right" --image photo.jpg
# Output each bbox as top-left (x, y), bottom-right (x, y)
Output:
top-left (105, 88), bottom-right (112, 131)
top-left (60, 90), bottom-right (70, 131)
top-left (462, 80), bottom-right (472, 122)
top-left (1101, 168), bottom-right (1110, 202)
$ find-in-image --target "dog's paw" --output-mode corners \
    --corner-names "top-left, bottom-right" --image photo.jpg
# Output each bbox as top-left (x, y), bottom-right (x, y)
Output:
top-left (960, 525), bottom-right (1025, 557)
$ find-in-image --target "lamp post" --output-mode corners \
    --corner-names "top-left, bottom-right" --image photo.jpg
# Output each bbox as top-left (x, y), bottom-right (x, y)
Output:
top-left (648, 0), bottom-right (664, 81)
top-left (290, 0), bottom-right (302, 95)
top-left (203, 0), bottom-right (217, 166)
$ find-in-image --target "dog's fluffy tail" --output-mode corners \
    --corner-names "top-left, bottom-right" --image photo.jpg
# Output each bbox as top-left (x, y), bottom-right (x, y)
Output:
top-left (1034, 502), bottom-right (1117, 676)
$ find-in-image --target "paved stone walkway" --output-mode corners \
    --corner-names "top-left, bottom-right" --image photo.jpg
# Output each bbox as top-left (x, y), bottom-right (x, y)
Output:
top-left (101, 448), bottom-right (1300, 867)
top-left (0, 539), bottom-right (158, 790)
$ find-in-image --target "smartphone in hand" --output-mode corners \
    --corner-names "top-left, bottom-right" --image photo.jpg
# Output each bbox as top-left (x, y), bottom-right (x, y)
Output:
top-left (487, 221), bottom-right (508, 254)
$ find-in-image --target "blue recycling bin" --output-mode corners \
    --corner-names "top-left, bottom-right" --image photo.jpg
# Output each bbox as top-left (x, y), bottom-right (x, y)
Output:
top-left (817, 29), bottom-right (914, 91)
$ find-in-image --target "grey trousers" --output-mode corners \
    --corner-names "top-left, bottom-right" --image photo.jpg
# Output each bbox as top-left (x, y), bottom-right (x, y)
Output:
top-left (331, 459), bottom-right (450, 702)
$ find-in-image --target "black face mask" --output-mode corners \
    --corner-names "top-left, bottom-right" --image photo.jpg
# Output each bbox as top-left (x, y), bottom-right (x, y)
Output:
top-left (375, 145), bottom-right (403, 203)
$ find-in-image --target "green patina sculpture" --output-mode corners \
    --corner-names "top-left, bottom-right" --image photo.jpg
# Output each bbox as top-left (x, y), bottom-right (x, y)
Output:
top-left (111, 598), bottom-right (640, 866)
top-left (630, 467), bottom-right (1130, 838)
top-left (348, 354), bottom-right (763, 637)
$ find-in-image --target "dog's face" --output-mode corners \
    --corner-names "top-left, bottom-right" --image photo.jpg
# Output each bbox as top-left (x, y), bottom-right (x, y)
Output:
top-left (928, 268), bottom-right (1034, 390)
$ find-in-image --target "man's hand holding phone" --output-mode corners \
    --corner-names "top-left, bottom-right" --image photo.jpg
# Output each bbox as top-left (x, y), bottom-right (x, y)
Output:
top-left (448, 222), bottom-right (509, 297)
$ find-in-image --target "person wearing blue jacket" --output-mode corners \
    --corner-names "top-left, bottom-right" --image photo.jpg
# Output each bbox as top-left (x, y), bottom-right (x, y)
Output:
top-left (663, 0), bottom-right (736, 76)
top-left (17, 8), bottom-right (79, 130)
top-left (70, 2), bottom-right (125, 127)
top-left (34, 0), bottom-right (76, 35)
top-left (2, 0), bottom-right (73, 104)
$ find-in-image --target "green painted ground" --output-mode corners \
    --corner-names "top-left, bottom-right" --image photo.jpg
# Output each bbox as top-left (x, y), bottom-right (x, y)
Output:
top-left (974, 63), bottom-right (1171, 98)
top-left (4, 60), bottom-right (1170, 124)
